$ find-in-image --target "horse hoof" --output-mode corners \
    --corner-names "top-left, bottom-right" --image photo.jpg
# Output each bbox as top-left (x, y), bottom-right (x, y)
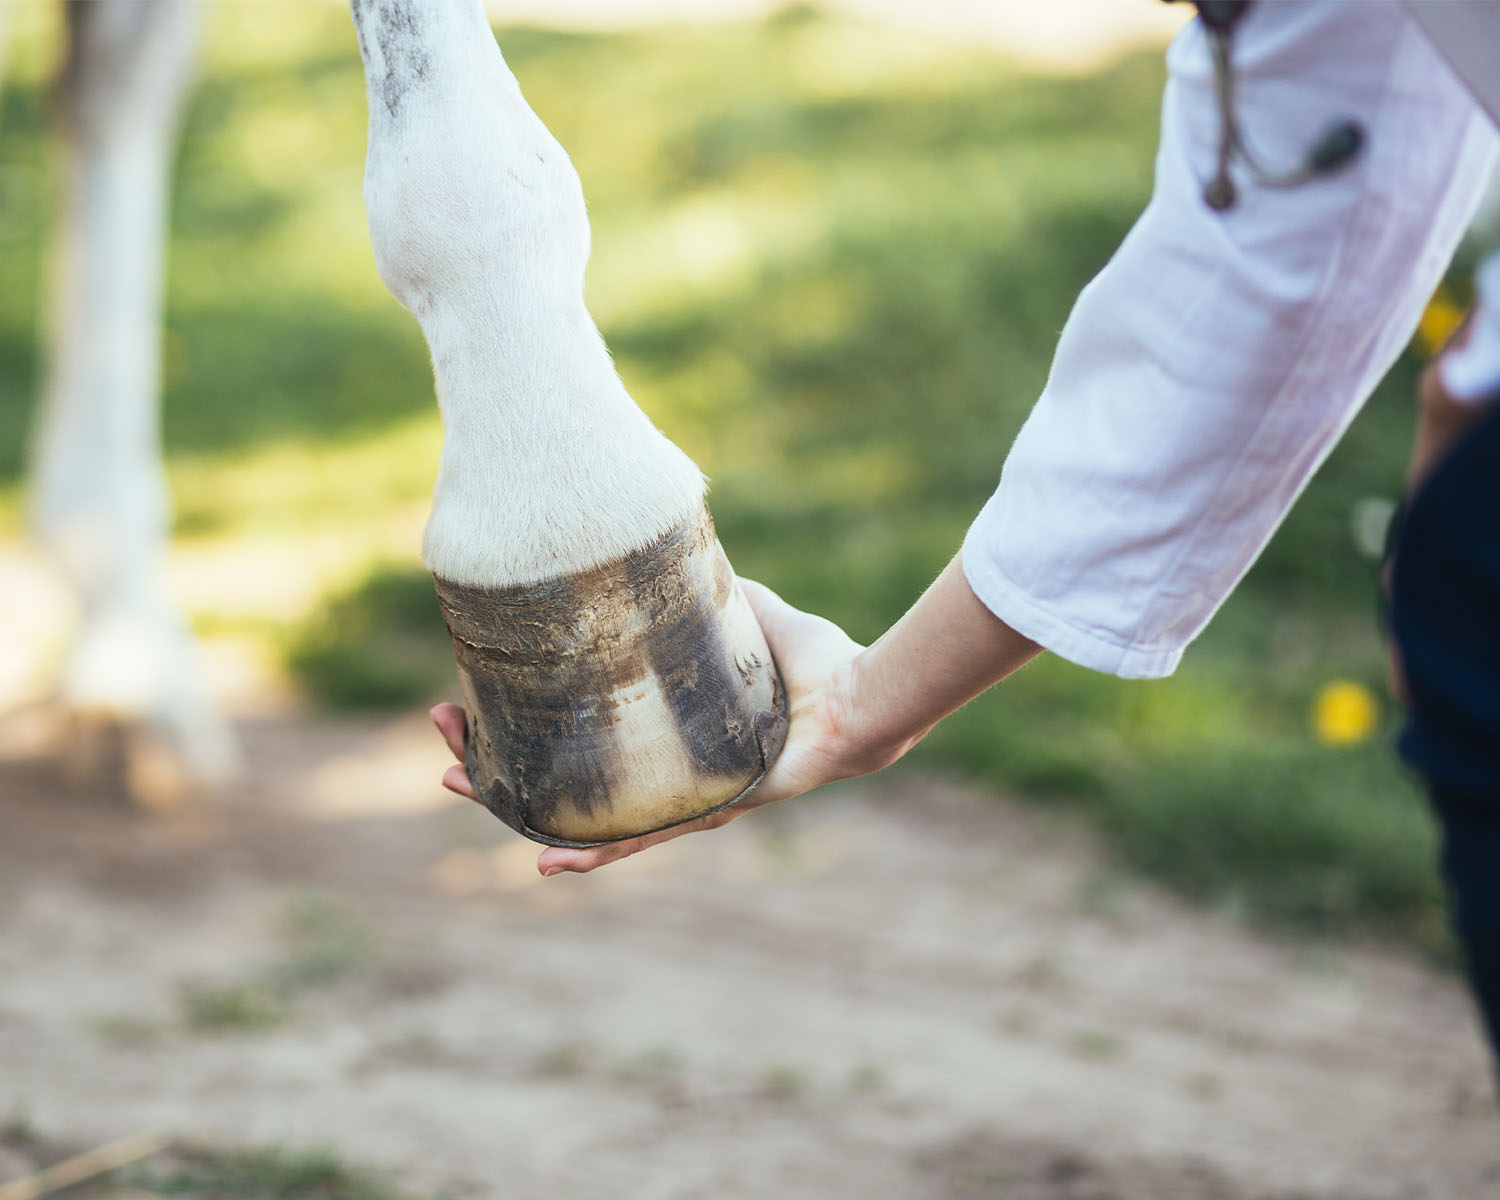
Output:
top-left (433, 506), bottom-right (789, 846)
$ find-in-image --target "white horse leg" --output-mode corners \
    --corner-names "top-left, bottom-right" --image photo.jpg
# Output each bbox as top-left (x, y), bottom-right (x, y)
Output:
top-left (350, 0), bottom-right (786, 844)
top-left (351, 0), bottom-right (710, 583)
top-left (32, 0), bottom-right (236, 799)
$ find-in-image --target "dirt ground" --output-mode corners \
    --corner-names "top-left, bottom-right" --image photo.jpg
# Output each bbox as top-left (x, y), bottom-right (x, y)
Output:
top-left (1, 706), bottom-right (1497, 1200)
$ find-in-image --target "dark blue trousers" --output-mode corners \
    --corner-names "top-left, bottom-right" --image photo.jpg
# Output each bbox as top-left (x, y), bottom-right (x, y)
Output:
top-left (1391, 403), bottom-right (1500, 1061)
top-left (1434, 803), bottom-right (1500, 1057)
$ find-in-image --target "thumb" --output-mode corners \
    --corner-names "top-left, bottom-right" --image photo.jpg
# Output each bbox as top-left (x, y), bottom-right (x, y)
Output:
top-left (739, 577), bottom-right (810, 653)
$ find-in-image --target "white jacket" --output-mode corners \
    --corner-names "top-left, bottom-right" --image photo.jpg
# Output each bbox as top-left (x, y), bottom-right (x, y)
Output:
top-left (962, 0), bottom-right (1499, 678)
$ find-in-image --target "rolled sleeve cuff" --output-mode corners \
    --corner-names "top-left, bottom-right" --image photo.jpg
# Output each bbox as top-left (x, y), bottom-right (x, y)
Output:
top-left (961, 532), bottom-right (1185, 680)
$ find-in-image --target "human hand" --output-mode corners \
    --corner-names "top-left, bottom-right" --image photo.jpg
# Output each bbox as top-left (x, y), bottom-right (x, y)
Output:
top-left (1407, 335), bottom-right (1489, 495)
top-left (430, 578), bottom-right (878, 876)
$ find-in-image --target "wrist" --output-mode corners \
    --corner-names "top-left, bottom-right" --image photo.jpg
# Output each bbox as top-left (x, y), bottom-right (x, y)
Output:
top-left (1419, 360), bottom-right (1484, 431)
top-left (830, 649), bottom-right (929, 776)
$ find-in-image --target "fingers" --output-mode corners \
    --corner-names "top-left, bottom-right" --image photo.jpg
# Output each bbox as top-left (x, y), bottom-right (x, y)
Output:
top-left (442, 762), bottom-right (477, 800)
top-left (740, 576), bottom-right (863, 662)
top-left (536, 838), bottom-right (643, 877)
top-left (739, 577), bottom-right (795, 640)
top-left (432, 704), bottom-right (477, 801)
top-left (430, 702), bottom-right (467, 761)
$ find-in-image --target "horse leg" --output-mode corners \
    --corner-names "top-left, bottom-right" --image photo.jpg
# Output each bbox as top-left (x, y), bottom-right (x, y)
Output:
top-left (349, 0), bottom-right (786, 844)
top-left (32, 0), bottom-right (237, 803)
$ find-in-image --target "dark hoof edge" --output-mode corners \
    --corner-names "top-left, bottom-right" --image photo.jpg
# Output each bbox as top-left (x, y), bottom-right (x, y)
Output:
top-left (460, 660), bottom-right (787, 849)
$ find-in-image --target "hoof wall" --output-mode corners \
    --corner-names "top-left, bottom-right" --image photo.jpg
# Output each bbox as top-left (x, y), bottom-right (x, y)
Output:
top-left (435, 506), bottom-right (788, 846)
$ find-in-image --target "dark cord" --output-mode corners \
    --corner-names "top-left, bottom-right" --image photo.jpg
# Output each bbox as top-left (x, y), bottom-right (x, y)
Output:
top-left (1163, 0), bottom-right (1364, 212)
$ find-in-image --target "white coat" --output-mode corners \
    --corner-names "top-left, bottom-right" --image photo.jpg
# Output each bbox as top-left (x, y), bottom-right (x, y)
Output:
top-left (962, 0), bottom-right (1500, 678)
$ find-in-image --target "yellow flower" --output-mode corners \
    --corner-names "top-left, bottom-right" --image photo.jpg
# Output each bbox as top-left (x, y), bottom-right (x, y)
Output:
top-left (1414, 285), bottom-right (1467, 360)
top-left (1312, 681), bottom-right (1380, 746)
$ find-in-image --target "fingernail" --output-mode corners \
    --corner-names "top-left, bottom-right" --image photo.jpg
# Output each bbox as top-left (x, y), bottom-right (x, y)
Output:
top-left (542, 866), bottom-right (564, 877)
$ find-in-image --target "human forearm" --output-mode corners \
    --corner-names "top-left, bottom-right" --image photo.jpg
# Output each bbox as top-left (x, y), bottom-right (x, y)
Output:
top-left (837, 555), bottom-right (1042, 773)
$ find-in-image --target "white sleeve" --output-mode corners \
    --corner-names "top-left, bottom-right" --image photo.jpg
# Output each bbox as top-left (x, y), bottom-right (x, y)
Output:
top-left (962, 0), bottom-right (1497, 680)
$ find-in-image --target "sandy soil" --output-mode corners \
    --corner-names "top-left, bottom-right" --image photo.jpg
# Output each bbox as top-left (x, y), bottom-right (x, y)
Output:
top-left (0, 708), bottom-right (1496, 1200)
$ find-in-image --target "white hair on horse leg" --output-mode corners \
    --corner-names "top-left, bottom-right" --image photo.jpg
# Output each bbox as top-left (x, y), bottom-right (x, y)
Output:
top-left (351, 0), bottom-right (707, 588)
top-left (30, 0), bottom-right (235, 780)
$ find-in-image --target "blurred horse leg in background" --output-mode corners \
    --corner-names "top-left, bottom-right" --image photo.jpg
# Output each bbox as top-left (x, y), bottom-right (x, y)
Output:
top-left (29, 0), bottom-right (238, 805)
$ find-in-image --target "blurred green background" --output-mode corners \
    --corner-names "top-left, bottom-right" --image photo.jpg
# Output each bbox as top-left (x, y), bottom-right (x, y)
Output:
top-left (0, 6), bottom-right (1457, 948)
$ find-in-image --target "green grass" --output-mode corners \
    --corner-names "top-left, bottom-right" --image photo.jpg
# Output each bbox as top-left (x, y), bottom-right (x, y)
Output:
top-left (0, 7), bottom-right (1455, 948)
top-left (285, 568), bottom-right (452, 709)
top-left (133, 1145), bottom-right (442, 1200)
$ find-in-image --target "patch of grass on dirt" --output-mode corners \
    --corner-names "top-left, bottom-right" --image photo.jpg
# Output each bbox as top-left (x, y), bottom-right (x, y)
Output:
top-left (611, 1045), bottom-right (686, 1084)
top-left (848, 1064), bottom-right (886, 1093)
top-left (132, 1145), bottom-right (440, 1200)
top-left (179, 896), bottom-right (380, 1033)
top-left (1068, 1030), bottom-right (1128, 1061)
top-left (1, 1100), bottom-right (38, 1146)
top-left (531, 1039), bottom-right (596, 1080)
top-left (760, 1063), bottom-right (809, 1101)
top-left (89, 1012), bottom-right (166, 1047)
top-left (179, 979), bottom-right (287, 1033)
top-left (273, 894), bottom-right (381, 991)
